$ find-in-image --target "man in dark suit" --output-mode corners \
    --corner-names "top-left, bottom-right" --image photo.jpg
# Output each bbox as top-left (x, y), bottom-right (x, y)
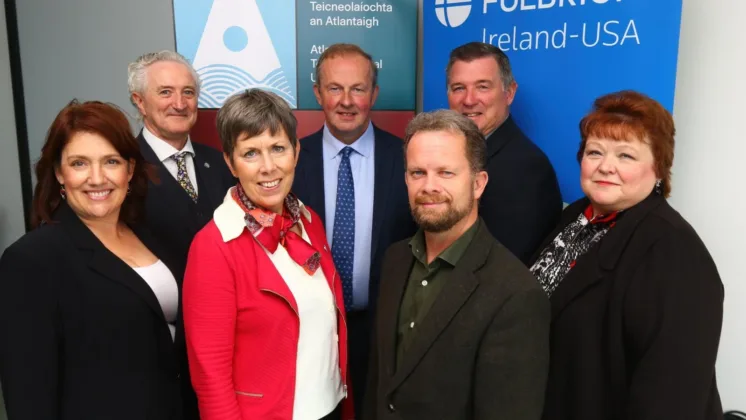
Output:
top-left (128, 50), bottom-right (235, 420)
top-left (292, 44), bottom-right (416, 415)
top-left (364, 110), bottom-right (550, 420)
top-left (447, 42), bottom-right (562, 263)
top-left (128, 51), bottom-right (234, 270)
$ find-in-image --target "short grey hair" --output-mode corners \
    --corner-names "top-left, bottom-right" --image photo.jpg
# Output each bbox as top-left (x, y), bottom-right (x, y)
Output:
top-left (217, 89), bottom-right (298, 158)
top-left (127, 50), bottom-right (201, 101)
top-left (404, 109), bottom-right (486, 173)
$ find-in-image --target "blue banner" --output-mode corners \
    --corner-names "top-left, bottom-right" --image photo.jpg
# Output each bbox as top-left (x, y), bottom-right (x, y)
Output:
top-left (424, 0), bottom-right (683, 201)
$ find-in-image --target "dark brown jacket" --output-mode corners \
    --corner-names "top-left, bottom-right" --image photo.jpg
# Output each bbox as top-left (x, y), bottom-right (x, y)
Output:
top-left (364, 219), bottom-right (550, 420)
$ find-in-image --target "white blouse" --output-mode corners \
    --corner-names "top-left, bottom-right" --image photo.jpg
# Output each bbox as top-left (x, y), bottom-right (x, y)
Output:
top-left (133, 260), bottom-right (179, 341)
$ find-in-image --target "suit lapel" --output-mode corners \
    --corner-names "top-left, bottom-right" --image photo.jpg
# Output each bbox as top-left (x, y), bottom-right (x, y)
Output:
top-left (485, 115), bottom-right (518, 159)
top-left (56, 204), bottom-right (166, 322)
top-left (371, 126), bottom-right (394, 263)
top-left (550, 194), bottom-right (665, 319)
top-left (378, 242), bottom-right (414, 382)
top-left (193, 149), bottom-right (225, 211)
top-left (389, 222), bottom-right (491, 390)
top-left (299, 129), bottom-right (327, 224)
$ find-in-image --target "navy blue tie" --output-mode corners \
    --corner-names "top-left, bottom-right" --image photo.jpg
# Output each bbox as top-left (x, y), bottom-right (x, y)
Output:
top-left (332, 147), bottom-right (355, 312)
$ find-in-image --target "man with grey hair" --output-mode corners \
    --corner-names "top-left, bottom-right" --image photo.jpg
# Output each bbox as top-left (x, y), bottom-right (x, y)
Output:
top-left (447, 42), bottom-right (562, 264)
top-left (128, 50), bottom-right (234, 420)
top-left (365, 109), bottom-right (550, 420)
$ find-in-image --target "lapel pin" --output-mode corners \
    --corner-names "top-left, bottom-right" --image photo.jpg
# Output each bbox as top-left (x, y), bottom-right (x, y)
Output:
top-left (204, 162), bottom-right (210, 169)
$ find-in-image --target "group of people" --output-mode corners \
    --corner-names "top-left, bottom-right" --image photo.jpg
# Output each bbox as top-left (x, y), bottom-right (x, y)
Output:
top-left (0, 40), bottom-right (724, 420)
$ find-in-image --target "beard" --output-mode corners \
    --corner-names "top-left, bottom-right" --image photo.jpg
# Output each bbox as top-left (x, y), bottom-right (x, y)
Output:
top-left (410, 191), bottom-right (473, 233)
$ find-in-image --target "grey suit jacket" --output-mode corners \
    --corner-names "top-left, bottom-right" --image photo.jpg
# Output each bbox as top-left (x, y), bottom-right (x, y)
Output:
top-left (364, 219), bottom-right (550, 420)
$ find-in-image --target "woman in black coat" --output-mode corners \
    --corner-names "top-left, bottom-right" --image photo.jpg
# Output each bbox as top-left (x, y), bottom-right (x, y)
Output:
top-left (530, 91), bottom-right (723, 420)
top-left (0, 101), bottom-right (185, 419)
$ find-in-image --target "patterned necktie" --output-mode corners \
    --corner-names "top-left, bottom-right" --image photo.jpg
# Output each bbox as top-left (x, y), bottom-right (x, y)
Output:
top-left (331, 147), bottom-right (355, 312)
top-left (172, 151), bottom-right (198, 203)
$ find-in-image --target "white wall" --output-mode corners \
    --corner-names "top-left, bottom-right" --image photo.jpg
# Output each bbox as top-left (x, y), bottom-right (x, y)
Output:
top-left (671, 0), bottom-right (746, 411)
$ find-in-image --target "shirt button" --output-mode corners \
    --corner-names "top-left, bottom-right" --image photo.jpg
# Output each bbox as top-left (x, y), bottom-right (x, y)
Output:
top-left (388, 403), bottom-right (396, 412)
top-left (409, 321), bottom-right (415, 329)
top-left (421, 280), bottom-right (428, 286)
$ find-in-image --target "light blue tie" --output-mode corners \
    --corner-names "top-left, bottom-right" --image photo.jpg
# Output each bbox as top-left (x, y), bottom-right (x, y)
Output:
top-left (332, 147), bottom-right (355, 312)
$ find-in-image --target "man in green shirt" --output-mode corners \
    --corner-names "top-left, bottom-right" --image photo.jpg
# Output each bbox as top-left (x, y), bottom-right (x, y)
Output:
top-left (364, 109), bottom-right (550, 420)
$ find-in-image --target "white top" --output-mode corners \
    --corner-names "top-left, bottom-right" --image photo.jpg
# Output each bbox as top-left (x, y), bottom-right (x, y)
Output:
top-left (141, 126), bottom-right (199, 194)
top-left (214, 189), bottom-right (344, 420)
top-left (132, 259), bottom-right (179, 341)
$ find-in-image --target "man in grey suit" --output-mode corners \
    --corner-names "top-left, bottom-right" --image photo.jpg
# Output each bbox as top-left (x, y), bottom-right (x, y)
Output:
top-left (364, 110), bottom-right (550, 420)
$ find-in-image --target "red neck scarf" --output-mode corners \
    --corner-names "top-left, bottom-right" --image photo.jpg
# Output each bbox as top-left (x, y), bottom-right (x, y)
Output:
top-left (232, 184), bottom-right (321, 275)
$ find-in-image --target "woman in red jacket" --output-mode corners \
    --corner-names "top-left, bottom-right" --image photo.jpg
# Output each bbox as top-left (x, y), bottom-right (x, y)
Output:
top-left (183, 89), bottom-right (352, 420)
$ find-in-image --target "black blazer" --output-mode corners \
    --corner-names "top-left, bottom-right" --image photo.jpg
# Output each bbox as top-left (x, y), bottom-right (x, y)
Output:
top-left (481, 116), bottom-right (562, 264)
top-left (533, 194), bottom-right (724, 420)
top-left (138, 132), bottom-right (235, 273)
top-left (364, 220), bottom-right (550, 420)
top-left (0, 203), bottom-right (184, 420)
top-left (292, 125), bottom-right (417, 315)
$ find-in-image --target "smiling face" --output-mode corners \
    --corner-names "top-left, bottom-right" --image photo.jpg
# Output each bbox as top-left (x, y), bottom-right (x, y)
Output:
top-left (580, 136), bottom-right (658, 216)
top-left (224, 130), bottom-right (299, 214)
top-left (447, 57), bottom-right (516, 136)
top-left (314, 54), bottom-right (379, 144)
top-left (405, 130), bottom-right (487, 233)
top-left (55, 132), bottom-right (134, 224)
top-left (131, 60), bottom-right (198, 144)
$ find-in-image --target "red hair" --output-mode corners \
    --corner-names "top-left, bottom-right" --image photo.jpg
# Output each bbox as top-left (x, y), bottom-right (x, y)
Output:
top-left (578, 90), bottom-right (675, 197)
top-left (32, 100), bottom-right (155, 227)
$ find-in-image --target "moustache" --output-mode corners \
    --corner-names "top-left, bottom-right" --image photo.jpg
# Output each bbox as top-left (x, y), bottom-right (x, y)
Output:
top-left (415, 194), bottom-right (449, 205)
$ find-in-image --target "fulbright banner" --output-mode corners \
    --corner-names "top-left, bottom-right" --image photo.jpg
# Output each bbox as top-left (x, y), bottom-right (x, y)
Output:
top-left (423, 0), bottom-right (683, 202)
top-left (174, 0), bottom-right (417, 111)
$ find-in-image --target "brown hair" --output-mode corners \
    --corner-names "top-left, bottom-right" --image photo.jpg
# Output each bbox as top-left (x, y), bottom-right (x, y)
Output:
top-left (446, 42), bottom-right (515, 89)
top-left (578, 90), bottom-right (675, 197)
top-left (404, 109), bottom-right (486, 173)
top-left (217, 89), bottom-right (298, 158)
top-left (314, 43), bottom-right (378, 87)
top-left (32, 100), bottom-right (155, 227)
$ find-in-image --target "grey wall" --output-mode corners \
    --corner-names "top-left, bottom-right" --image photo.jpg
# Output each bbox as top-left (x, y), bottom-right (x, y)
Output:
top-left (0, 2), bottom-right (21, 417)
top-left (16, 0), bottom-right (177, 166)
top-left (0, 3), bottom-right (25, 252)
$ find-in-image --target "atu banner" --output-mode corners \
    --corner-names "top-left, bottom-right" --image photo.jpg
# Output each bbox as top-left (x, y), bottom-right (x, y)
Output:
top-left (423, 0), bottom-right (683, 201)
top-left (173, 0), bottom-right (418, 111)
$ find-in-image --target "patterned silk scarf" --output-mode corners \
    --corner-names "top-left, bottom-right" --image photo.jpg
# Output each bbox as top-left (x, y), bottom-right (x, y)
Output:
top-left (232, 183), bottom-right (321, 275)
top-left (530, 204), bottom-right (621, 297)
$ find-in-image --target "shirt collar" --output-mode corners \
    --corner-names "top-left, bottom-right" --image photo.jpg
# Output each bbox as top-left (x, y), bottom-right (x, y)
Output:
top-left (322, 121), bottom-right (374, 159)
top-left (141, 126), bottom-right (195, 163)
top-left (213, 187), bottom-right (312, 243)
top-left (408, 219), bottom-right (481, 267)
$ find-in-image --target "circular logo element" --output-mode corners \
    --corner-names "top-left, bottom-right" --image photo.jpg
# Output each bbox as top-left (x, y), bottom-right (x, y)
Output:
top-left (222, 26), bottom-right (249, 53)
top-left (435, 0), bottom-right (472, 28)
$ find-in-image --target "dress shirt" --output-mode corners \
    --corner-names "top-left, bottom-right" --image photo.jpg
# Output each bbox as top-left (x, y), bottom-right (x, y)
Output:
top-left (141, 126), bottom-right (199, 194)
top-left (212, 189), bottom-right (345, 419)
top-left (322, 122), bottom-right (375, 310)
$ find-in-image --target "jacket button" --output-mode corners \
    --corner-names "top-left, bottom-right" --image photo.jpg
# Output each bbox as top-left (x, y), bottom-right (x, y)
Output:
top-left (388, 403), bottom-right (395, 412)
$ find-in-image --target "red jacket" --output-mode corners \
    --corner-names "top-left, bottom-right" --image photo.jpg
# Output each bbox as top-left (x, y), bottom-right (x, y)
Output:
top-left (183, 205), bottom-right (353, 420)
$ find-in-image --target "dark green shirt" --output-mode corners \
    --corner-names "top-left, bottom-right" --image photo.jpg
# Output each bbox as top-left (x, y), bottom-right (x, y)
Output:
top-left (396, 219), bottom-right (481, 367)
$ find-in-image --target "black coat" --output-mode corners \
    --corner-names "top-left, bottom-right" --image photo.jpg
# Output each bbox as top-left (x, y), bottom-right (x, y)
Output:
top-left (0, 203), bottom-right (185, 420)
top-left (533, 194), bottom-right (724, 420)
top-left (138, 133), bottom-right (235, 274)
top-left (364, 220), bottom-right (550, 420)
top-left (480, 116), bottom-right (562, 264)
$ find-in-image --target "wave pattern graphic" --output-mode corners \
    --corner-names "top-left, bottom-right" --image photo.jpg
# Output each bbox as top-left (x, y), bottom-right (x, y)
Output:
top-left (197, 64), bottom-right (297, 108)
